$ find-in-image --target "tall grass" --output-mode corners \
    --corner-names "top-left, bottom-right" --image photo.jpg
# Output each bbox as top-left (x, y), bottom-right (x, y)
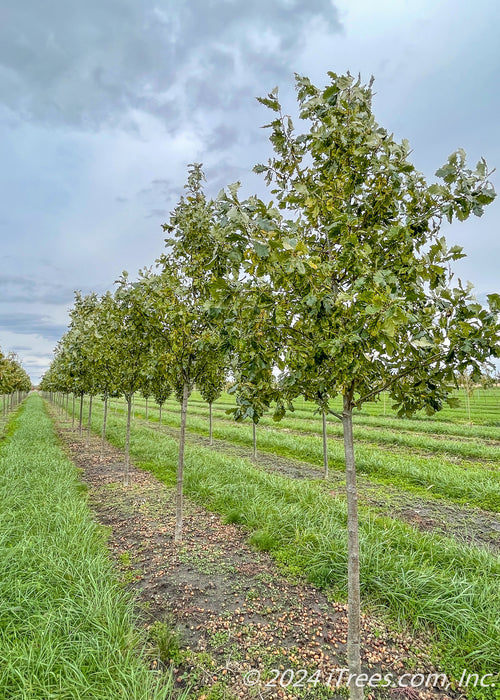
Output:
top-left (78, 402), bottom-right (500, 683)
top-left (0, 395), bottom-right (182, 700)
top-left (149, 400), bottom-right (500, 462)
top-left (172, 388), bottom-right (500, 425)
top-left (98, 398), bottom-right (500, 511)
top-left (129, 391), bottom-right (500, 438)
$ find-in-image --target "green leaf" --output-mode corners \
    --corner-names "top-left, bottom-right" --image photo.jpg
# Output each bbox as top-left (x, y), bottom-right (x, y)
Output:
top-left (256, 96), bottom-right (280, 112)
top-left (412, 337), bottom-right (433, 348)
top-left (282, 238), bottom-right (298, 251)
top-left (382, 318), bottom-right (396, 337)
top-left (487, 293), bottom-right (500, 313)
top-left (295, 259), bottom-right (306, 275)
top-left (475, 159), bottom-right (487, 177)
top-left (227, 182), bottom-right (240, 197)
top-left (435, 164), bottom-right (456, 183)
top-left (294, 182), bottom-right (309, 195)
top-left (253, 241), bottom-right (270, 259)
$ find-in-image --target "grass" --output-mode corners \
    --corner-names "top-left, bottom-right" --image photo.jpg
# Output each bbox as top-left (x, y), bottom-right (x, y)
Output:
top-left (0, 394), bottom-right (185, 700)
top-left (172, 387), bottom-right (500, 426)
top-left (75, 399), bottom-right (500, 687)
top-left (154, 401), bottom-right (500, 463)
top-left (120, 390), bottom-right (500, 438)
top-left (104, 399), bottom-right (500, 512)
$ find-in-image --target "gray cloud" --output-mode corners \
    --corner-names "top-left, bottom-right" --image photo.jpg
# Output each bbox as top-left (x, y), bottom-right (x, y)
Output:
top-left (206, 125), bottom-right (240, 152)
top-left (0, 0), bottom-right (340, 129)
top-left (0, 312), bottom-right (67, 341)
top-left (0, 274), bottom-right (75, 305)
top-left (146, 208), bottom-right (169, 219)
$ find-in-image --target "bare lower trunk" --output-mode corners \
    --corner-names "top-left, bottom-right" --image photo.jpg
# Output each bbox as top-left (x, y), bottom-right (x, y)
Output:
top-left (72, 394), bottom-right (75, 428)
top-left (79, 395), bottom-right (84, 436)
top-left (342, 393), bottom-right (363, 700)
top-left (124, 395), bottom-right (132, 486)
top-left (466, 391), bottom-right (471, 422)
top-left (101, 395), bottom-right (108, 459)
top-left (86, 395), bottom-right (93, 446)
top-left (65, 393), bottom-right (69, 416)
top-left (209, 402), bottom-right (213, 445)
top-left (252, 422), bottom-right (257, 460)
top-left (322, 409), bottom-right (329, 478)
top-left (175, 382), bottom-right (190, 543)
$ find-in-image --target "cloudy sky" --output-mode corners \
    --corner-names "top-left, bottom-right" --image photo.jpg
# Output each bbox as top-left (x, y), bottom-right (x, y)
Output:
top-left (1, 0), bottom-right (499, 382)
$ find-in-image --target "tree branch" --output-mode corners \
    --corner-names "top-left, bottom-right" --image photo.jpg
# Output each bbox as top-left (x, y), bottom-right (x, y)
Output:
top-left (356, 351), bottom-right (445, 406)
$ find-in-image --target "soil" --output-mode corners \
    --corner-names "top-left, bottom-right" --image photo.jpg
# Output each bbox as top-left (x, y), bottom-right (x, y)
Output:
top-left (49, 406), bottom-right (466, 700)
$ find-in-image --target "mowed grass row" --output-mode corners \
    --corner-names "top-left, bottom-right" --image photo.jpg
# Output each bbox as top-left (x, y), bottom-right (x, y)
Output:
top-left (287, 389), bottom-right (500, 425)
top-left (0, 395), bottom-right (180, 700)
top-left (146, 399), bottom-right (500, 463)
top-left (150, 388), bottom-right (500, 426)
top-left (99, 398), bottom-right (500, 511)
top-left (74, 401), bottom-right (500, 684)
top-left (131, 391), bottom-right (500, 441)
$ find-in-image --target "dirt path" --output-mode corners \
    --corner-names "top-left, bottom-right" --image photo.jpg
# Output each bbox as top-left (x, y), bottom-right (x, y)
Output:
top-left (48, 406), bottom-right (464, 700)
top-left (147, 421), bottom-right (500, 554)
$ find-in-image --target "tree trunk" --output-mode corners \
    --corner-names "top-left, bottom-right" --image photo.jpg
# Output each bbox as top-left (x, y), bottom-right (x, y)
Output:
top-left (175, 382), bottom-right (190, 543)
top-left (159, 403), bottom-right (162, 427)
top-left (322, 409), bottom-right (329, 479)
top-left (101, 395), bottom-right (108, 459)
top-left (79, 394), bottom-right (84, 436)
top-left (72, 394), bottom-right (75, 428)
top-left (86, 395), bottom-right (93, 446)
top-left (342, 393), bottom-right (363, 700)
top-left (209, 402), bottom-right (213, 445)
top-left (252, 421), bottom-right (257, 460)
top-left (124, 394), bottom-right (132, 486)
top-left (145, 397), bottom-right (148, 420)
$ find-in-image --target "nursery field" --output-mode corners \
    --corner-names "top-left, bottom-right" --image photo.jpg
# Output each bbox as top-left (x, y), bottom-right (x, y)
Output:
top-left (107, 388), bottom-right (500, 513)
top-left (54, 387), bottom-right (500, 699)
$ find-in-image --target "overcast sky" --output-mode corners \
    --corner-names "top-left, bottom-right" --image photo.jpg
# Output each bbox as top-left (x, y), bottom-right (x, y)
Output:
top-left (1, 0), bottom-right (499, 383)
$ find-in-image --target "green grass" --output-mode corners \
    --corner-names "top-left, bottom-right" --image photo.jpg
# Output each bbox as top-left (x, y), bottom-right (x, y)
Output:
top-left (104, 399), bottom-right (500, 512)
top-left (178, 387), bottom-right (500, 426)
top-left (0, 394), bottom-right (183, 700)
top-left (123, 389), bottom-right (500, 436)
top-left (76, 400), bottom-right (500, 687)
top-left (151, 400), bottom-right (500, 462)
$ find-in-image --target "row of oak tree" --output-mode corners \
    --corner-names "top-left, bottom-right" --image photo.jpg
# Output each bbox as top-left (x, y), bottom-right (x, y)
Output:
top-left (0, 348), bottom-right (31, 414)
top-left (40, 73), bottom-right (500, 699)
